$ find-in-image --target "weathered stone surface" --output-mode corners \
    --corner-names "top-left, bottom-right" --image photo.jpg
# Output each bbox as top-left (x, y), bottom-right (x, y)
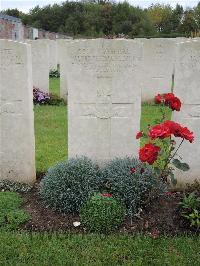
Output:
top-left (65, 39), bottom-right (142, 161)
top-left (172, 40), bottom-right (200, 186)
top-left (25, 39), bottom-right (49, 93)
top-left (0, 40), bottom-right (36, 183)
top-left (48, 39), bottom-right (57, 70)
top-left (140, 38), bottom-right (176, 102)
top-left (56, 39), bottom-right (72, 100)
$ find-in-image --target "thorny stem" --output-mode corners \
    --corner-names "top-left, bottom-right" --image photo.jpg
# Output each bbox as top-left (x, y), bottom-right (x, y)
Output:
top-left (169, 139), bottom-right (184, 162)
top-left (160, 138), bottom-right (185, 182)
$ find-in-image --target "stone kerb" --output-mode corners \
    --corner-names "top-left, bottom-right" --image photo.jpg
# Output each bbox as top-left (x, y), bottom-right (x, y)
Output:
top-left (0, 40), bottom-right (36, 183)
top-left (65, 39), bottom-right (142, 162)
top-left (172, 39), bottom-right (200, 186)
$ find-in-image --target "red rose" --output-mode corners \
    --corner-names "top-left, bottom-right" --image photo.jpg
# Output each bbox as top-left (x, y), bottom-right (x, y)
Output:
top-left (163, 120), bottom-right (182, 136)
top-left (136, 131), bottom-right (143, 139)
top-left (164, 191), bottom-right (173, 196)
top-left (155, 94), bottom-right (163, 104)
top-left (148, 124), bottom-right (171, 140)
top-left (163, 121), bottom-right (194, 143)
top-left (101, 193), bottom-right (112, 197)
top-left (168, 96), bottom-right (181, 111)
top-left (179, 127), bottom-right (194, 143)
top-left (163, 93), bottom-right (181, 111)
top-left (139, 143), bottom-right (160, 165)
top-left (130, 167), bottom-right (136, 174)
top-left (140, 168), bottom-right (145, 174)
top-left (164, 93), bottom-right (175, 102)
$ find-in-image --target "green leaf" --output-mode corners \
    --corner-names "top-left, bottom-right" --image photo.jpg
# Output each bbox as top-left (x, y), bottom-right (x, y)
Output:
top-left (172, 159), bottom-right (190, 171)
top-left (169, 172), bottom-right (177, 186)
top-left (180, 163), bottom-right (190, 171)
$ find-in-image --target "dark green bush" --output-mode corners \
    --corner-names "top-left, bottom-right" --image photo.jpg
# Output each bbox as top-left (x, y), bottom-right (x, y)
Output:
top-left (80, 193), bottom-right (125, 233)
top-left (40, 157), bottom-right (100, 213)
top-left (100, 157), bottom-right (165, 216)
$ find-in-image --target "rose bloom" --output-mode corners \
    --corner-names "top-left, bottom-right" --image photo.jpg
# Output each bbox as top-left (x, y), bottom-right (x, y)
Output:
top-left (148, 124), bottom-right (171, 139)
top-left (168, 96), bottom-right (181, 111)
top-left (163, 120), bottom-right (182, 136)
top-left (101, 193), bottom-right (112, 197)
top-left (179, 127), bottom-right (194, 143)
top-left (163, 121), bottom-right (194, 143)
top-left (155, 94), bottom-right (163, 104)
top-left (130, 167), bottom-right (136, 174)
top-left (139, 143), bottom-right (161, 165)
top-left (163, 93), bottom-right (181, 111)
top-left (164, 93), bottom-right (175, 102)
top-left (136, 131), bottom-right (143, 139)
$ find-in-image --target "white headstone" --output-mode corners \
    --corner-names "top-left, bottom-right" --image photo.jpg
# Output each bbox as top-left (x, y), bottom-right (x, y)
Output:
top-left (25, 39), bottom-right (49, 93)
top-left (0, 40), bottom-right (36, 183)
top-left (173, 40), bottom-right (200, 186)
top-left (140, 38), bottom-right (176, 102)
top-left (65, 39), bottom-right (142, 161)
top-left (57, 39), bottom-right (73, 100)
top-left (39, 39), bottom-right (57, 70)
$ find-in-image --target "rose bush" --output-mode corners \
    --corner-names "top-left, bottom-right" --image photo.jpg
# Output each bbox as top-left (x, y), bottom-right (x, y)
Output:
top-left (136, 92), bottom-right (194, 185)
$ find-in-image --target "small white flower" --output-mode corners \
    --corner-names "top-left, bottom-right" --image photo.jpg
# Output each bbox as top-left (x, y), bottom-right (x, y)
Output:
top-left (73, 221), bottom-right (81, 227)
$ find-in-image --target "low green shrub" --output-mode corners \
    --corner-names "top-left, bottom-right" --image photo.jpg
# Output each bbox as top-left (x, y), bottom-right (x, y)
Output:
top-left (0, 192), bottom-right (30, 230)
top-left (49, 69), bottom-right (60, 78)
top-left (100, 157), bottom-right (166, 216)
top-left (48, 93), bottom-right (66, 105)
top-left (80, 193), bottom-right (125, 233)
top-left (40, 157), bottom-right (100, 213)
top-left (180, 192), bottom-right (200, 229)
top-left (0, 180), bottom-right (32, 193)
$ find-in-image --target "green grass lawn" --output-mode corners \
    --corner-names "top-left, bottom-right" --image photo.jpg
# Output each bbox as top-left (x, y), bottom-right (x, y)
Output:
top-left (49, 77), bottom-right (60, 96)
top-left (34, 104), bottom-right (67, 173)
top-left (0, 232), bottom-right (199, 265)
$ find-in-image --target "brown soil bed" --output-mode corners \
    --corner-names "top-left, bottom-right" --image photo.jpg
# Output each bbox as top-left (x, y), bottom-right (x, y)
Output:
top-left (20, 182), bottom-right (199, 235)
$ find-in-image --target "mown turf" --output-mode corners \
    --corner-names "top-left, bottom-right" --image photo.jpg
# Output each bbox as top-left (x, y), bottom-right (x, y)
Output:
top-left (34, 105), bottom-right (67, 173)
top-left (0, 233), bottom-right (199, 265)
top-left (49, 77), bottom-right (60, 96)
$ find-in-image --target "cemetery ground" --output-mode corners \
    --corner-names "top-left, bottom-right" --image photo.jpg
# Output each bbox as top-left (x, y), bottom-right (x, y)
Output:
top-left (0, 78), bottom-right (199, 264)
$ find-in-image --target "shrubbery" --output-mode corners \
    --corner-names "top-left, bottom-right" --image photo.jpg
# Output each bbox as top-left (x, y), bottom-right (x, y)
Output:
top-left (49, 69), bottom-right (60, 78)
top-left (40, 157), bottom-right (100, 213)
top-left (40, 156), bottom-right (165, 217)
top-left (33, 87), bottom-right (50, 104)
top-left (80, 193), bottom-right (125, 233)
top-left (33, 87), bottom-right (66, 105)
top-left (180, 192), bottom-right (200, 229)
top-left (100, 157), bottom-right (165, 216)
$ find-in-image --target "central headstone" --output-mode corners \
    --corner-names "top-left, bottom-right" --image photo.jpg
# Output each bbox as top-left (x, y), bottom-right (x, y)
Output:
top-left (65, 39), bottom-right (142, 161)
